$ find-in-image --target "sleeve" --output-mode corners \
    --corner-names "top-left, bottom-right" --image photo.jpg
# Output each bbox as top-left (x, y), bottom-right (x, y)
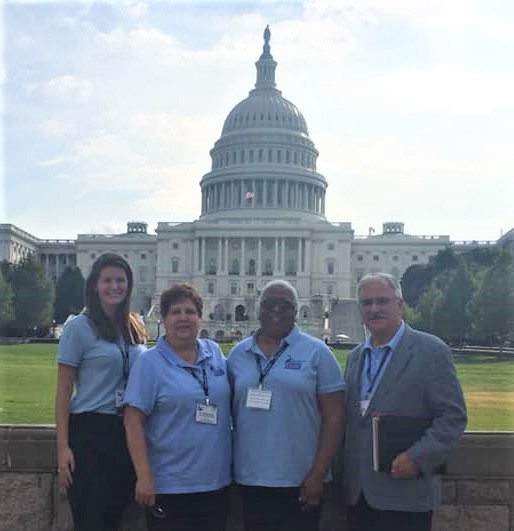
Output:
top-left (124, 354), bottom-right (159, 416)
top-left (56, 316), bottom-right (88, 368)
top-left (406, 341), bottom-right (467, 474)
top-left (316, 344), bottom-right (346, 394)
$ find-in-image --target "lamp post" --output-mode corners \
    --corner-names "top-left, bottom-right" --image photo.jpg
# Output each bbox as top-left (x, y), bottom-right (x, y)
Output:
top-left (156, 319), bottom-right (161, 341)
top-left (52, 319), bottom-right (57, 339)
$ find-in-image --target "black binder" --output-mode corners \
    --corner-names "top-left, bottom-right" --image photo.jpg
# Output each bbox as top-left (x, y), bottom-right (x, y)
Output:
top-left (372, 414), bottom-right (444, 474)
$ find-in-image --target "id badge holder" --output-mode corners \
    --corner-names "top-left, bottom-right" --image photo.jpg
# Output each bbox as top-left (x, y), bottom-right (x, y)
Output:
top-left (195, 402), bottom-right (218, 425)
top-left (246, 386), bottom-right (272, 410)
top-left (115, 389), bottom-right (125, 409)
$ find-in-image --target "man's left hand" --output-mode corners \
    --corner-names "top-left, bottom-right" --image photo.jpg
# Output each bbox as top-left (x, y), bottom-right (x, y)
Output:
top-left (390, 452), bottom-right (420, 479)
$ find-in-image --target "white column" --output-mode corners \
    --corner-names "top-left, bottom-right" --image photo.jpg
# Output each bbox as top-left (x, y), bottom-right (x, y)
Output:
top-left (224, 238), bottom-right (229, 273)
top-left (257, 238), bottom-right (262, 275)
top-left (264, 180), bottom-right (268, 207)
top-left (305, 239), bottom-right (311, 273)
top-left (297, 238), bottom-right (302, 273)
top-left (274, 237), bottom-right (279, 273)
top-left (281, 238), bottom-right (286, 273)
top-left (241, 238), bottom-right (246, 274)
top-left (321, 190), bottom-right (325, 214)
top-left (202, 238), bottom-right (207, 273)
top-left (274, 179), bottom-right (278, 207)
top-left (218, 238), bottom-right (222, 273)
top-left (197, 238), bottom-right (202, 271)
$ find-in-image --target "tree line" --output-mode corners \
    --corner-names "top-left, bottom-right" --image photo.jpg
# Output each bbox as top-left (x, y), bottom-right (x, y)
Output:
top-left (1, 248), bottom-right (513, 346)
top-left (0, 256), bottom-right (84, 337)
top-left (401, 247), bottom-right (514, 351)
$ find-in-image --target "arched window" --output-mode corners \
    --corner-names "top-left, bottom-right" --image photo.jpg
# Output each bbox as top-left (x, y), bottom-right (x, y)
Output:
top-left (235, 305), bottom-right (246, 322)
top-left (248, 259), bottom-right (256, 275)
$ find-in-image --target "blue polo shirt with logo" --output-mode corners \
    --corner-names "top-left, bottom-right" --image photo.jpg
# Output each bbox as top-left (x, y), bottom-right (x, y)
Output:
top-left (228, 324), bottom-right (345, 487)
top-left (124, 337), bottom-right (232, 493)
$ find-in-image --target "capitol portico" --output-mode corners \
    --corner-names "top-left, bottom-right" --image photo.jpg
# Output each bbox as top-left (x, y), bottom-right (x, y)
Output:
top-left (1, 27), bottom-right (509, 341)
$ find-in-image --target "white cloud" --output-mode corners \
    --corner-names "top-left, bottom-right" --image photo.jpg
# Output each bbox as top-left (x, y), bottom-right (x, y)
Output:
top-left (26, 75), bottom-right (93, 102)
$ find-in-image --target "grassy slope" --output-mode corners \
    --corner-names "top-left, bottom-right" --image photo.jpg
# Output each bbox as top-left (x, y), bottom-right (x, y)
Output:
top-left (0, 344), bottom-right (513, 430)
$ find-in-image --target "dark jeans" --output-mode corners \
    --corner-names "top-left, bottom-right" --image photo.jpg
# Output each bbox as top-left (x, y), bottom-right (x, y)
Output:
top-left (67, 412), bottom-right (135, 531)
top-left (238, 484), bottom-right (321, 531)
top-left (347, 494), bottom-right (433, 531)
top-left (145, 486), bottom-right (230, 531)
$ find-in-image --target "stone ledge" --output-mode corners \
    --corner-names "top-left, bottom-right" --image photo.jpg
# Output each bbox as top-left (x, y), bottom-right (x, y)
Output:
top-left (433, 504), bottom-right (510, 531)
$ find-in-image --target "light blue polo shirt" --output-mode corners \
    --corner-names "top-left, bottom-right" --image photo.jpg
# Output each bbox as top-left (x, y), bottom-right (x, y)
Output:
top-left (124, 337), bottom-right (232, 494)
top-left (57, 314), bottom-right (146, 414)
top-left (228, 325), bottom-right (345, 487)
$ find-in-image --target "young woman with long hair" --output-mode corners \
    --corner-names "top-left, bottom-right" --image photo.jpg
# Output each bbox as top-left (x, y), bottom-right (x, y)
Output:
top-left (55, 253), bottom-right (147, 531)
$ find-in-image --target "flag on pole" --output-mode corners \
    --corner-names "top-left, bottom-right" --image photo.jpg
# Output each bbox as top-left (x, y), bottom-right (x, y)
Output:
top-left (245, 191), bottom-right (255, 200)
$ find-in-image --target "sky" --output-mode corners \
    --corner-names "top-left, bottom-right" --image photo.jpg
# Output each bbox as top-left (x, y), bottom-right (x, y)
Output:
top-left (1, 0), bottom-right (513, 242)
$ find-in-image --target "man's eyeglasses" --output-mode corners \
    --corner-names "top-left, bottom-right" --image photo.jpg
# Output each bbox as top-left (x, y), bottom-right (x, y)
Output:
top-left (358, 297), bottom-right (399, 308)
top-left (261, 299), bottom-right (296, 311)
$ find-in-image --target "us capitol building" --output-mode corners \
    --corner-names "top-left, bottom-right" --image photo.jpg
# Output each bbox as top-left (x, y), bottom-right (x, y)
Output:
top-left (2, 28), bottom-right (510, 341)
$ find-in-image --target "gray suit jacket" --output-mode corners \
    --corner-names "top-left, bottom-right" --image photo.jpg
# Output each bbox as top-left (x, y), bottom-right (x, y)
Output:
top-left (343, 324), bottom-right (467, 511)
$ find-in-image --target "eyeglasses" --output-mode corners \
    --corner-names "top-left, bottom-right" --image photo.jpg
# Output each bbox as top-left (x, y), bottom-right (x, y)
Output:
top-left (261, 299), bottom-right (296, 311)
top-left (358, 297), bottom-right (399, 308)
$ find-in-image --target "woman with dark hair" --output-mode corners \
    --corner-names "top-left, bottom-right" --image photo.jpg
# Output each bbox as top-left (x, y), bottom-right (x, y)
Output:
top-left (55, 253), bottom-right (147, 531)
top-left (124, 283), bottom-right (232, 531)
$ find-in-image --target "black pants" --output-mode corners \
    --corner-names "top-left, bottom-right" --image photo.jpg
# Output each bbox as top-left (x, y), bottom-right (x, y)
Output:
top-left (238, 485), bottom-right (321, 531)
top-left (347, 494), bottom-right (433, 531)
top-left (145, 487), bottom-right (230, 531)
top-left (67, 412), bottom-right (135, 531)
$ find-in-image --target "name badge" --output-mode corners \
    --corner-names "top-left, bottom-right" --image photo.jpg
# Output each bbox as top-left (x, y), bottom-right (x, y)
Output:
top-left (196, 402), bottom-right (218, 425)
top-left (246, 387), bottom-right (272, 410)
top-left (360, 400), bottom-right (370, 416)
top-left (115, 389), bottom-right (125, 409)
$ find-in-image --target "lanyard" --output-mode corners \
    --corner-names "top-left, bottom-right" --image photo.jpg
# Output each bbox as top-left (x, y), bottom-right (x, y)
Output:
top-left (364, 346), bottom-right (390, 396)
top-left (254, 343), bottom-right (288, 387)
top-left (182, 364), bottom-right (210, 404)
top-left (116, 339), bottom-right (130, 383)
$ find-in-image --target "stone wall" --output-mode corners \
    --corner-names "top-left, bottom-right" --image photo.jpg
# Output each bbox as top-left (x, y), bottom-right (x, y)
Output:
top-left (1, 426), bottom-right (513, 531)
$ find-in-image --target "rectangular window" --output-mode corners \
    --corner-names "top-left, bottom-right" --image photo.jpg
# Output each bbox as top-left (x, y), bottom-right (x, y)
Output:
top-left (207, 282), bottom-right (215, 295)
top-left (172, 242), bottom-right (179, 249)
top-left (171, 260), bottom-right (178, 273)
top-left (247, 282), bottom-right (254, 294)
top-left (412, 255), bottom-right (419, 262)
top-left (373, 255), bottom-right (379, 261)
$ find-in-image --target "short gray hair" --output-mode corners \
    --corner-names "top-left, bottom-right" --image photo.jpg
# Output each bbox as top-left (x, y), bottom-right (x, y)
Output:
top-left (357, 273), bottom-right (403, 300)
top-left (257, 279), bottom-right (299, 313)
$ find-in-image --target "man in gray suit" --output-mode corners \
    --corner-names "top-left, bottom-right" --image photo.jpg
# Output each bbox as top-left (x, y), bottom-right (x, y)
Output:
top-left (343, 273), bottom-right (466, 531)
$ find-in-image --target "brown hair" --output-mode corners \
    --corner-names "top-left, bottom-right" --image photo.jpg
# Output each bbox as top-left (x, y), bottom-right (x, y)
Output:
top-left (160, 283), bottom-right (203, 319)
top-left (84, 253), bottom-right (146, 344)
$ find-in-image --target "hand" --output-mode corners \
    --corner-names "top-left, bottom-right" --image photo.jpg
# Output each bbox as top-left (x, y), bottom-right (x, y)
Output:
top-left (390, 452), bottom-right (420, 479)
top-left (299, 474), bottom-right (324, 511)
top-left (57, 446), bottom-right (75, 488)
top-left (135, 474), bottom-right (156, 507)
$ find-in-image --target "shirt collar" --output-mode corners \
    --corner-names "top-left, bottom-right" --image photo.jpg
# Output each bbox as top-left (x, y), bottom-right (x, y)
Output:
top-left (246, 324), bottom-right (300, 356)
top-left (157, 336), bottom-right (211, 367)
top-left (364, 320), bottom-right (406, 354)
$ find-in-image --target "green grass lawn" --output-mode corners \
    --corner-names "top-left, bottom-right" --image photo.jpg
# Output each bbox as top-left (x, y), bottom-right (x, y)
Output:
top-left (0, 343), bottom-right (513, 430)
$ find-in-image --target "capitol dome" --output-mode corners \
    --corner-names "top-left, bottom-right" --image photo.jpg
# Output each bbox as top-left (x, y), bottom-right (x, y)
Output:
top-left (199, 26), bottom-right (327, 223)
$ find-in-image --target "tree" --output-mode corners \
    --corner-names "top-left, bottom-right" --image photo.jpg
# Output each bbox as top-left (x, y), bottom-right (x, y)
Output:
top-left (468, 251), bottom-right (514, 351)
top-left (0, 269), bottom-right (14, 327)
top-left (10, 255), bottom-right (54, 337)
top-left (415, 282), bottom-right (444, 334)
top-left (432, 260), bottom-right (476, 346)
top-left (54, 266), bottom-right (85, 322)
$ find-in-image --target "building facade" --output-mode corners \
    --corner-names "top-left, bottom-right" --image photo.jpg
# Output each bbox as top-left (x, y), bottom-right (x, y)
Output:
top-left (1, 28), bottom-right (506, 340)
